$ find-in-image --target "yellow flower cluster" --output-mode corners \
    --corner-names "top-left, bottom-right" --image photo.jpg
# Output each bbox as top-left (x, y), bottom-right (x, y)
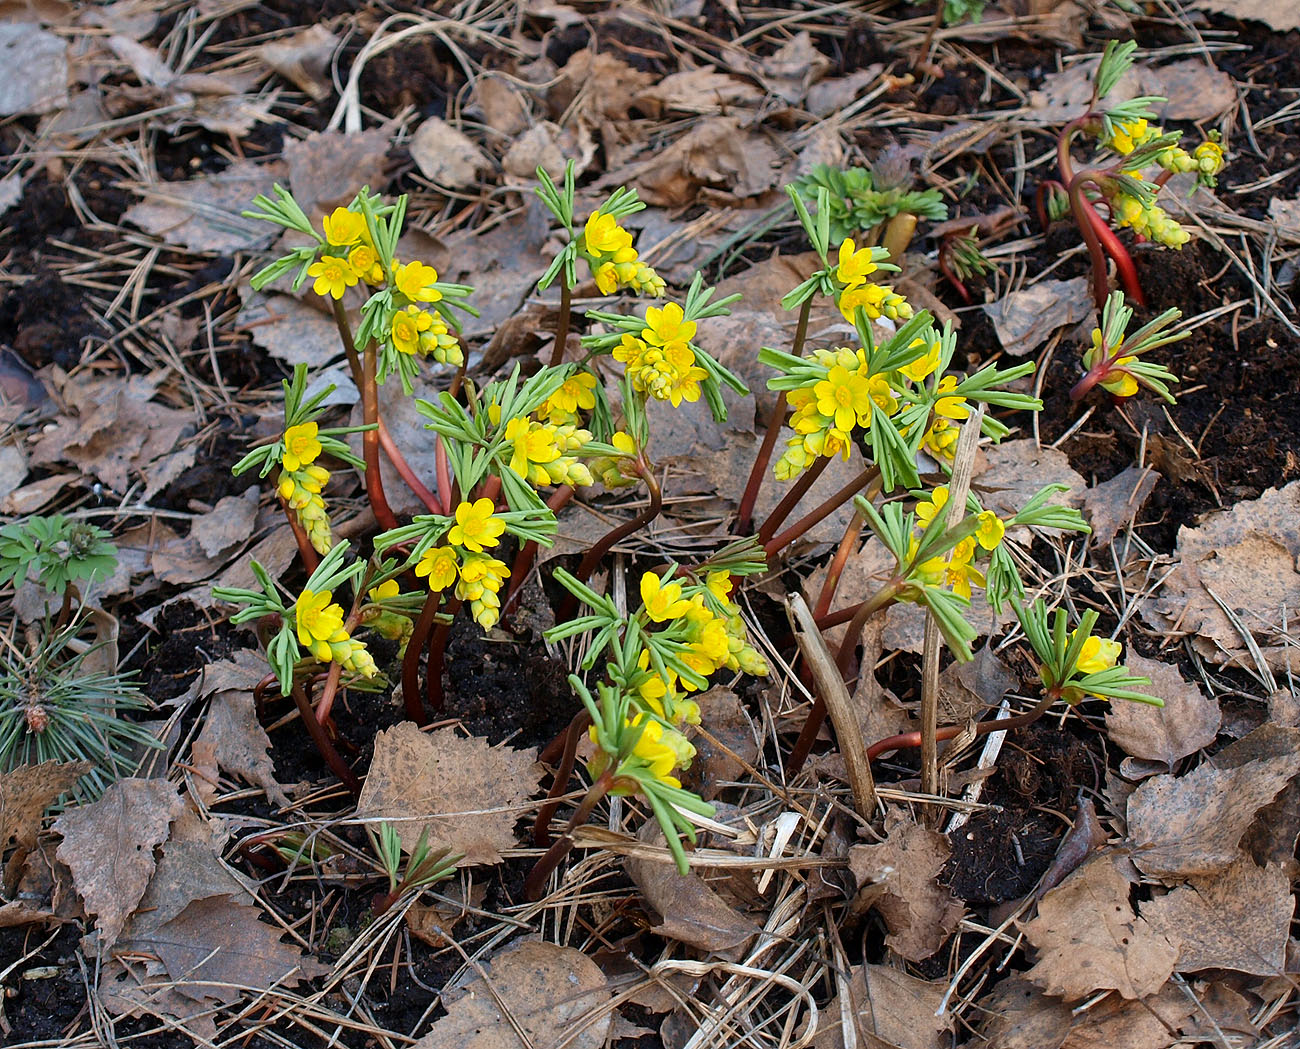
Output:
top-left (389, 304), bottom-right (463, 367)
top-left (1068, 628), bottom-right (1122, 700)
top-left (613, 302), bottom-right (708, 407)
top-left (1112, 183), bottom-right (1190, 248)
top-left (1103, 119), bottom-right (1225, 182)
top-left (414, 499), bottom-right (510, 628)
top-left (835, 239), bottom-right (913, 325)
top-left (306, 207), bottom-right (386, 298)
top-left (295, 588), bottom-right (377, 678)
top-left (504, 416), bottom-right (595, 488)
top-left (581, 210), bottom-right (665, 296)
top-left (910, 486), bottom-right (1006, 600)
top-left (277, 422), bottom-right (333, 553)
top-left (538, 371), bottom-right (598, 426)
top-left (589, 431), bottom-right (640, 489)
top-left (589, 711), bottom-right (694, 791)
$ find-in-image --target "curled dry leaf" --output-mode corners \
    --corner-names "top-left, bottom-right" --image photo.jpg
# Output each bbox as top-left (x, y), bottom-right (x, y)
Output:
top-left (1021, 853), bottom-right (1177, 1001)
top-left (412, 939), bottom-right (613, 1049)
top-left (1103, 653), bottom-right (1220, 769)
top-left (123, 160), bottom-right (286, 253)
top-left (190, 490), bottom-right (260, 559)
top-left (848, 809), bottom-right (964, 962)
top-left (811, 964), bottom-right (952, 1049)
top-left (356, 723), bottom-right (542, 866)
top-left (626, 822), bottom-right (760, 953)
top-left (285, 129), bottom-right (390, 224)
top-left (983, 277), bottom-right (1093, 356)
top-left (255, 24), bottom-right (337, 101)
top-left (1142, 481), bottom-right (1300, 671)
top-left (633, 68), bottom-right (761, 117)
top-left (1081, 465), bottom-right (1161, 547)
top-left (1126, 724), bottom-right (1300, 878)
top-left (409, 118), bottom-right (491, 188)
top-left (53, 778), bottom-right (184, 951)
top-left (1141, 853), bottom-right (1291, 975)
top-left (974, 438), bottom-right (1086, 520)
top-left (1, 761), bottom-right (90, 894)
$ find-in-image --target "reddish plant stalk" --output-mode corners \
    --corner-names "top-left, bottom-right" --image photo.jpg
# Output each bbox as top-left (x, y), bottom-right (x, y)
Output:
top-left (424, 598), bottom-right (462, 715)
top-left (533, 709), bottom-right (593, 848)
top-left (548, 279), bottom-right (572, 369)
top-left (524, 767), bottom-right (614, 901)
top-left (503, 485), bottom-right (576, 619)
top-left (280, 499), bottom-right (319, 573)
top-left (813, 510), bottom-right (866, 621)
top-left (313, 661), bottom-right (344, 725)
top-left (756, 455), bottom-right (829, 547)
top-left (736, 299), bottom-right (813, 535)
top-left (865, 690), bottom-right (1059, 762)
top-left (291, 681), bottom-right (360, 795)
top-left (401, 588), bottom-right (442, 725)
top-left (763, 467), bottom-right (879, 559)
top-left (435, 435), bottom-right (452, 514)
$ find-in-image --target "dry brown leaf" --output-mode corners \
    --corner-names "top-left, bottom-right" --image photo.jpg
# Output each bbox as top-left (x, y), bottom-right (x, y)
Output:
top-left (1022, 854), bottom-right (1176, 1000)
top-left (412, 939), bottom-right (613, 1049)
top-left (758, 31), bottom-right (829, 104)
top-left (1058, 981), bottom-right (1198, 1049)
top-left (811, 964), bottom-right (952, 1049)
top-left (1145, 59), bottom-right (1236, 121)
top-left (626, 822), bottom-right (760, 952)
top-left (123, 160), bottom-right (285, 253)
top-left (1141, 853), bottom-right (1290, 975)
top-left (983, 278), bottom-right (1093, 356)
top-left (626, 117), bottom-right (780, 207)
top-left (285, 129), bottom-right (390, 224)
top-left (357, 724), bottom-right (542, 865)
top-left (1, 761), bottom-right (90, 856)
top-left (554, 50), bottom-right (655, 124)
top-left (807, 66), bottom-right (883, 117)
top-left (1103, 654), bottom-right (1219, 768)
top-left (30, 371), bottom-right (197, 497)
top-left (189, 490), bottom-right (260, 559)
top-left (240, 291), bottom-right (350, 368)
top-left (970, 976), bottom-right (1073, 1049)
top-left (0, 23), bottom-right (68, 116)
top-left (439, 198), bottom-right (550, 338)
top-left (848, 809), bottom-right (964, 962)
top-left (686, 688), bottom-right (758, 802)
top-left (974, 439), bottom-right (1086, 519)
top-left (502, 120), bottom-right (594, 183)
top-left (469, 73), bottom-right (530, 137)
top-left (634, 68), bottom-right (761, 117)
top-left (192, 652), bottom-right (290, 807)
top-left (410, 118), bottom-right (491, 187)
top-left (255, 25), bottom-right (337, 100)
top-left (1126, 724), bottom-right (1300, 878)
top-left (53, 778), bottom-right (184, 951)
top-left (1184, 0), bottom-right (1298, 32)
top-left (1142, 481), bottom-right (1300, 670)
top-left (1082, 465), bottom-right (1161, 547)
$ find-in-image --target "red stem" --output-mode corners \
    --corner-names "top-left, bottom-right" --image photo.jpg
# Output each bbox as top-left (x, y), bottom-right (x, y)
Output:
top-left (756, 455), bottom-right (829, 547)
top-left (813, 510), bottom-right (865, 621)
top-left (533, 710), bottom-right (592, 848)
top-left (291, 681), bottom-right (360, 795)
top-left (865, 691), bottom-right (1058, 762)
top-left (764, 467), bottom-right (879, 559)
top-left (314, 661), bottom-right (343, 724)
top-left (424, 598), bottom-right (461, 715)
top-left (280, 497), bottom-right (320, 573)
top-left (524, 768), bottom-right (614, 901)
top-left (503, 485), bottom-right (576, 619)
top-left (402, 589), bottom-right (442, 725)
top-left (548, 279), bottom-right (572, 369)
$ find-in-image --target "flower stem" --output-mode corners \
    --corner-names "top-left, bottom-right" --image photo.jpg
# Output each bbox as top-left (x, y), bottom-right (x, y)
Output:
top-left (524, 768), bottom-right (614, 901)
top-left (503, 484), bottom-right (575, 620)
top-left (291, 681), bottom-right (360, 795)
top-left (736, 299), bottom-right (812, 535)
top-left (1068, 174), bottom-right (1145, 310)
top-left (813, 509), bottom-right (865, 621)
top-left (424, 598), bottom-right (461, 715)
top-left (548, 278), bottom-right (572, 368)
top-left (865, 690), bottom-right (1060, 762)
top-left (756, 455), bottom-right (829, 547)
top-left (533, 709), bottom-right (593, 848)
top-left (764, 466), bottom-right (879, 559)
top-left (314, 661), bottom-right (343, 724)
top-left (575, 472), bottom-right (662, 585)
top-left (280, 496), bottom-right (320, 573)
top-left (401, 589), bottom-right (441, 725)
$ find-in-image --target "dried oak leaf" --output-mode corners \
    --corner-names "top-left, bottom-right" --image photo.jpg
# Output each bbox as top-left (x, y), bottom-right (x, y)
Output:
top-left (633, 68), bottom-right (761, 117)
top-left (1103, 653), bottom-right (1220, 768)
top-left (53, 778), bottom-right (184, 951)
top-left (1125, 724), bottom-right (1300, 878)
top-left (1141, 853), bottom-right (1290, 975)
top-left (811, 964), bottom-right (952, 1049)
top-left (190, 490), bottom-right (259, 559)
top-left (412, 939), bottom-right (613, 1049)
top-left (356, 723), bottom-right (542, 865)
top-left (970, 976), bottom-right (1073, 1049)
top-left (1081, 465), bottom-right (1161, 547)
top-left (983, 277), bottom-right (1092, 356)
top-left (973, 439), bottom-right (1086, 519)
top-left (1022, 854), bottom-right (1176, 1001)
top-left (626, 821), bottom-right (760, 953)
top-left (848, 809), bottom-right (964, 962)
top-left (255, 24), bottom-right (338, 101)
top-left (1057, 981), bottom-right (1198, 1049)
top-left (1, 761), bottom-right (90, 855)
top-left (619, 116), bottom-right (780, 207)
top-left (1142, 481), bottom-right (1300, 671)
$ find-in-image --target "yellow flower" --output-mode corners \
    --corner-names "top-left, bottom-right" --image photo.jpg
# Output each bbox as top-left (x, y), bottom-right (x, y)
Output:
top-left (1107, 117), bottom-right (1149, 155)
top-left (447, 498), bottom-right (505, 552)
top-left (838, 282), bottom-right (912, 324)
top-left (942, 537), bottom-right (985, 600)
top-left (540, 372), bottom-right (598, 423)
top-left (584, 211), bottom-right (631, 255)
top-left (415, 545), bottom-right (459, 591)
top-left (282, 422), bottom-right (322, 472)
top-left (642, 302), bottom-right (696, 347)
top-left (641, 571), bottom-right (690, 623)
top-left (975, 510), bottom-right (1005, 551)
top-left (813, 364), bottom-right (874, 433)
top-left (322, 207), bottom-right (367, 247)
top-left (916, 485), bottom-right (949, 529)
top-left (369, 579), bottom-right (401, 602)
top-left (705, 570), bottom-right (733, 603)
top-left (1100, 356), bottom-right (1139, 398)
top-left (922, 417), bottom-right (960, 461)
top-left (900, 338), bottom-right (942, 383)
top-left (296, 588), bottom-right (346, 660)
top-left (307, 255), bottom-right (358, 300)
top-left (391, 305), bottom-right (431, 356)
top-left (1073, 633), bottom-right (1122, 675)
top-left (393, 260), bottom-right (442, 303)
top-left (933, 375), bottom-right (970, 420)
top-left (836, 238), bottom-right (878, 288)
top-left (627, 714), bottom-right (683, 788)
top-left (504, 417), bottom-right (561, 480)
top-left (1194, 138), bottom-right (1225, 177)
top-left (348, 244), bottom-right (384, 285)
